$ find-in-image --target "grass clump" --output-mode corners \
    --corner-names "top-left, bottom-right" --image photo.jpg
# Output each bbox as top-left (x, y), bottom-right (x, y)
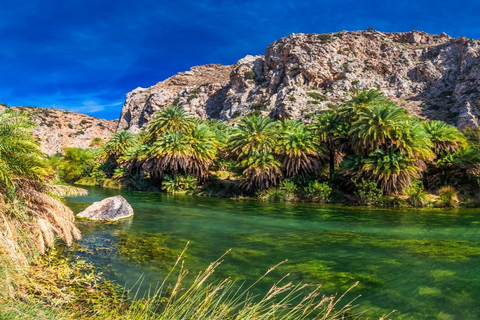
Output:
top-left (102, 246), bottom-right (375, 320)
top-left (436, 186), bottom-right (458, 207)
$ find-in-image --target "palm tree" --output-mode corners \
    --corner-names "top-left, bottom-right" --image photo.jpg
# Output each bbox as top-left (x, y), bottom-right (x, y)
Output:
top-left (425, 147), bottom-right (480, 189)
top-left (147, 105), bottom-right (196, 141)
top-left (118, 143), bottom-right (150, 176)
top-left (103, 130), bottom-right (139, 160)
top-left (144, 123), bottom-right (218, 182)
top-left (312, 111), bottom-right (348, 180)
top-left (188, 123), bottom-right (220, 180)
top-left (240, 151), bottom-right (283, 192)
top-left (228, 115), bottom-right (279, 160)
top-left (0, 109), bottom-right (80, 262)
top-left (348, 102), bottom-right (409, 153)
top-left (276, 119), bottom-right (320, 178)
top-left (362, 148), bottom-right (421, 195)
top-left (423, 120), bottom-right (468, 155)
top-left (0, 109), bottom-right (45, 193)
top-left (394, 117), bottom-right (434, 162)
top-left (339, 88), bottom-right (387, 123)
top-left (228, 115), bottom-right (280, 191)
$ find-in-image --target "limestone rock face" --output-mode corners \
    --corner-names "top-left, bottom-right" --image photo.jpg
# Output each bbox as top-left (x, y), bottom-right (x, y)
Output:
top-left (117, 30), bottom-right (480, 130)
top-left (11, 107), bottom-right (116, 156)
top-left (76, 195), bottom-right (134, 221)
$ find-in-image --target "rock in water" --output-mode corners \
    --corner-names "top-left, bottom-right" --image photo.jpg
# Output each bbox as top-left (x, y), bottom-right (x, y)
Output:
top-left (77, 195), bottom-right (134, 221)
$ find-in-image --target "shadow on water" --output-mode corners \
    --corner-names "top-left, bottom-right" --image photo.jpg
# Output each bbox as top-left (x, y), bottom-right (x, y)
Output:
top-left (65, 186), bottom-right (480, 319)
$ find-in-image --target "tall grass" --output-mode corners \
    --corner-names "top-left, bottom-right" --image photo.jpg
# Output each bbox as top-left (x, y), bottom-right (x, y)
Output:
top-left (101, 246), bottom-right (393, 320)
top-left (0, 243), bottom-right (393, 319)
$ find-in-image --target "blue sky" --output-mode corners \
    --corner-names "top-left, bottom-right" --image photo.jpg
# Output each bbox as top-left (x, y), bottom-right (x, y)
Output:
top-left (1, 0), bottom-right (479, 120)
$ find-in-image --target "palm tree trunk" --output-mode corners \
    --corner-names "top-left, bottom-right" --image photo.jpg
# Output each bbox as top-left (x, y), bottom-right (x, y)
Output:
top-left (329, 142), bottom-right (335, 181)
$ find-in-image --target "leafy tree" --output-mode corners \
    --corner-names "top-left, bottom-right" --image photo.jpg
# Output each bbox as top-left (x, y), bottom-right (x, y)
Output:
top-left (312, 111), bottom-right (348, 180)
top-left (0, 109), bottom-right (46, 196)
top-left (277, 119), bottom-right (320, 178)
top-left (103, 130), bottom-right (138, 160)
top-left (362, 148), bottom-right (421, 195)
top-left (423, 120), bottom-right (468, 155)
top-left (59, 148), bottom-right (95, 183)
top-left (228, 115), bottom-right (280, 191)
top-left (147, 105), bottom-right (196, 141)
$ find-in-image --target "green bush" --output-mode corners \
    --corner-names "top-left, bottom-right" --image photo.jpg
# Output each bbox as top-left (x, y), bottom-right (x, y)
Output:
top-left (162, 175), bottom-right (198, 194)
top-left (304, 181), bottom-right (332, 202)
top-left (405, 180), bottom-right (427, 207)
top-left (244, 70), bottom-right (256, 80)
top-left (317, 34), bottom-right (332, 43)
top-left (306, 92), bottom-right (327, 101)
top-left (353, 179), bottom-right (382, 205)
top-left (437, 186), bottom-right (458, 207)
top-left (262, 188), bottom-right (287, 201)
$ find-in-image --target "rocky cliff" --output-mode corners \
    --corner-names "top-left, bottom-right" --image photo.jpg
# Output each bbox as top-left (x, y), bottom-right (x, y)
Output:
top-left (117, 30), bottom-right (480, 131)
top-left (10, 107), bottom-right (116, 156)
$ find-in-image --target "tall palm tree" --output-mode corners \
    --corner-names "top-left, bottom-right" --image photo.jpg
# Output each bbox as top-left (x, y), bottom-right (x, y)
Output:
top-left (362, 148), bottom-right (421, 195)
top-left (277, 119), bottom-right (320, 178)
top-left (147, 105), bottom-right (196, 141)
top-left (312, 111), bottom-right (348, 180)
top-left (228, 115), bottom-right (280, 191)
top-left (103, 130), bottom-right (139, 160)
top-left (349, 102), bottom-right (409, 153)
top-left (228, 115), bottom-right (279, 160)
top-left (144, 123), bottom-right (218, 182)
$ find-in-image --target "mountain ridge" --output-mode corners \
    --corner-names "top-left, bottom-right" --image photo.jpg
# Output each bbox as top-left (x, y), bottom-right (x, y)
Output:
top-left (116, 30), bottom-right (480, 132)
top-left (2, 106), bottom-right (117, 156)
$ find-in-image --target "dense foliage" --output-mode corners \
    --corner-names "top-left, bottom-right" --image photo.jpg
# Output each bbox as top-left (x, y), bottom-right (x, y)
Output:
top-left (53, 90), bottom-right (480, 206)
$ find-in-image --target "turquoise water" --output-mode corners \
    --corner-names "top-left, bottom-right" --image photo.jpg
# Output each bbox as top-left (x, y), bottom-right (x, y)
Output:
top-left (66, 187), bottom-right (480, 319)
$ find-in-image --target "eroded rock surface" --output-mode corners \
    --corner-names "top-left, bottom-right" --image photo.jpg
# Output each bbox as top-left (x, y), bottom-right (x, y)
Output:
top-left (117, 30), bottom-right (480, 130)
top-left (11, 107), bottom-right (116, 155)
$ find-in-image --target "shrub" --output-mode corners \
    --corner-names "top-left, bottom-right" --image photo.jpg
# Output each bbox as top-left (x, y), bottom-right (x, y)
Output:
top-left (262, 188), bottom-right (287, 201)
top-left (251, 102), bottom-right (266, 110)
top-left (437, 186), bottom-right (458, 207)
top-left (304, 181), bottom-right (332, 202)
top-left (317, 34), bottom-right (332, 43)
top-left (353, 178), bottom-right (382, 205)
top-left (162, 175), bottom-right (198, 194)
top-left (306, 92), bottom-right (328, 101)
top-left (405, 180), bottom-right (427, 207)
top-left (244, 70), bottom-right (255, 80)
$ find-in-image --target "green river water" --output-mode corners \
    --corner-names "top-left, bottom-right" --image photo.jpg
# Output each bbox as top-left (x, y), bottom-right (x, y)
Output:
top-left (66, 186), bottom-right (480, 319)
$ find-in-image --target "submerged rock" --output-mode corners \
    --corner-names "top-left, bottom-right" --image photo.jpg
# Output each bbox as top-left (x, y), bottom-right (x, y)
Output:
top-left (77, 195), bottom-right (134, 221)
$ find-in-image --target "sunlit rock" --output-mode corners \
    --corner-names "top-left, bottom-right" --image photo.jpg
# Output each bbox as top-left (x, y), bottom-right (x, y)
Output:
top-left (77, 195), bottom-right (134, 221)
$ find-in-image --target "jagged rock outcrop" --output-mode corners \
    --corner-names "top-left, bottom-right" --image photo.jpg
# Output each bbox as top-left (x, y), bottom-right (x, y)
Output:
top-left (76, 195), bottom-right (134, 221)
top-left (10, 107), bottom-right (117, 156)
top-left (117, 30), bottom-right (480, 131)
